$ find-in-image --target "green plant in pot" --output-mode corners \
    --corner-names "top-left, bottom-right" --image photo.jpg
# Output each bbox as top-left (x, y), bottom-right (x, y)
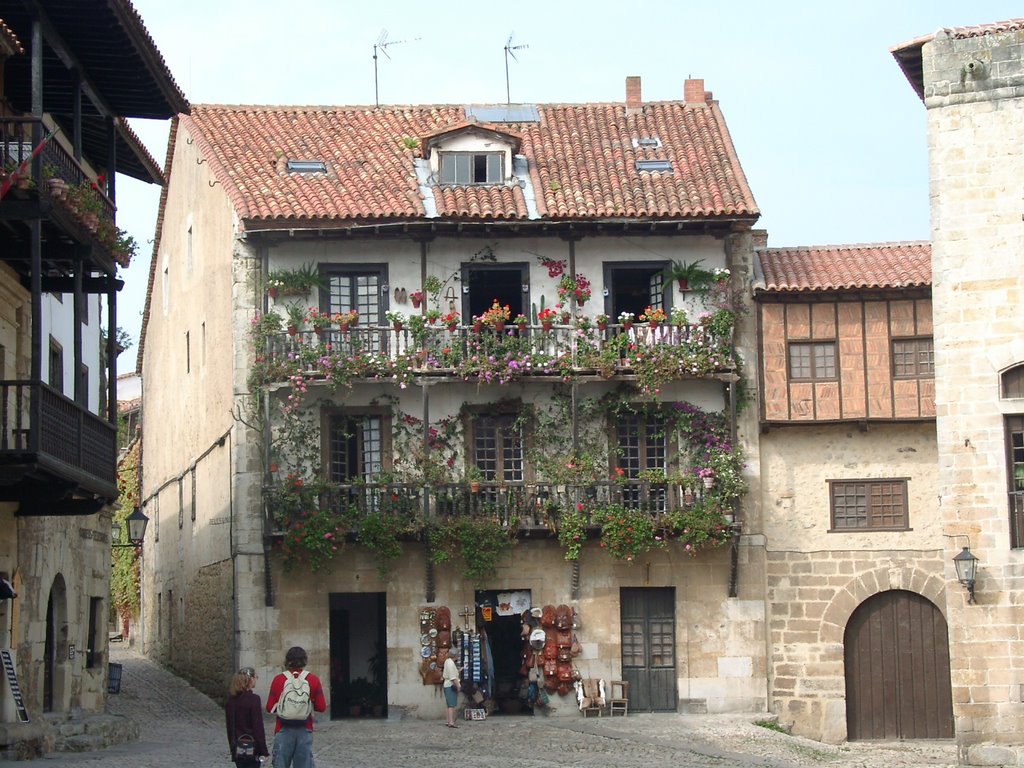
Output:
top-left (665, 259), bottom-right (714, 291)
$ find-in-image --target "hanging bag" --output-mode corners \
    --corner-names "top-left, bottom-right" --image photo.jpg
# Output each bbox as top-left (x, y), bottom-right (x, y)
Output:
top-left (232, 699), bottom-right (259, 767)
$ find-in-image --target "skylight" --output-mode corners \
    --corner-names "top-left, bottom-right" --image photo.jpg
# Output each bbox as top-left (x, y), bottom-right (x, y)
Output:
top-left (635, 160), bottom-right (672, 172)
top-left (633, 137), bottom-right (662, 148)
top-left (464, 105), bottom-right (540, 123)
top-left (285, 160), bottom-right (327, 174)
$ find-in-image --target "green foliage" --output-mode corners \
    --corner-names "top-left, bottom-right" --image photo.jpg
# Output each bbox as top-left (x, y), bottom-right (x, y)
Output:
top-left (267, 263), bottom-right (327, 294)
top-left (665, 259), bottom-right (714, 286)
top-left (111, 443), bottom-right (141, 617)
top-left (268, 474), bottom-right (351, 572)
top-left (356, 512), bottom-right (405, 578)
top-left (595, 504), bottom-right (662, 562)
top-left (557, 506), bottom-right (589, 561)
top-left (428, 515), bottom-right (516, 585)
top-left (662, 499), bottom-right (731, 555)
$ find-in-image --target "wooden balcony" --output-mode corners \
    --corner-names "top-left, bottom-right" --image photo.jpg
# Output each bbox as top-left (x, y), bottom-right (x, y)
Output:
top-left (256, 320), bottom-right (736, 391)
top-left (0, 380), bottom-right (117, 513)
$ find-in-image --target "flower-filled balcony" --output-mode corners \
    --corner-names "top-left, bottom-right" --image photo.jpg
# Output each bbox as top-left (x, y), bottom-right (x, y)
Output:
top-left (251, 308), bottom-right (737, 394)
top-left (265, 477), bottom-right (737, 577)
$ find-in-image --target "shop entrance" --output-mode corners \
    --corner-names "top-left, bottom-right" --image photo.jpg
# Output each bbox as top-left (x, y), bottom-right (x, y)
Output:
top-left (474, 589), bottom-right (533, 715)
top-left (328, 592), bottom-right (386, 719)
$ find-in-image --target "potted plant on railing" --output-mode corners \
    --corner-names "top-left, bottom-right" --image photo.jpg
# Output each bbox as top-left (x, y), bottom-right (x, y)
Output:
top-left (617, 311), bottom-right (635, 331)
top-left (640, 306), bottom-right (666, 329)
top-left (471, 315), bottom-right (483, 333)
top-left (481, 300), bottom-right (510, 332)
top-left (285, 303), bottom-right (305, 336)
top-left (665, 259), bottom-right (714, 291)
top-left (386, 310), bottom-right (405, 331)
top-left (442, 310), bottom-right (461, 332)
top-left (670, 307), bottom-right (688, 327)
top-left (538, 307), bottom-right (557, 332)
top-left (43, 164), bottom-right (65, 198)
top-left (595, 313), bottom-right (609, 332)
top-left (465, 465), bottom-right (484, 494)
top-left (306, 307), bottom-right (333, 339)
top-left (424, 308), bottom-right (441, 325)
top-left (335, 310), bottom-right (358, 332)
top-left (514, 313), bottom-right (528, 332)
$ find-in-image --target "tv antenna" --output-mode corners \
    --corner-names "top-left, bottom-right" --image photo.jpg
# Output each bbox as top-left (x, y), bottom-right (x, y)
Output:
top-left (373, 30), bottom-right (418, 107)
top-left (504, 33), bottom-right (529, 104)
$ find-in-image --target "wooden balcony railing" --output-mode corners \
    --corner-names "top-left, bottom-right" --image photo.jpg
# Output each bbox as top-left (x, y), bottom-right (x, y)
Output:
top-left (257, 320), bottom-right (734, 387)
top-left (0, 380), bottom-right (117, 494)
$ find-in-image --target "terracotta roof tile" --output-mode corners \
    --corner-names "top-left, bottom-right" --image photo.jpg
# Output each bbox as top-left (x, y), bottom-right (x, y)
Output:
top-left (756, 242), bottom-right (931, 293)
top-left (431, 184), bottom-right (529, 219)
top-left (182, 98), bottom-right (758, 228)
top-left (0, 19), bottom-right (24, 55)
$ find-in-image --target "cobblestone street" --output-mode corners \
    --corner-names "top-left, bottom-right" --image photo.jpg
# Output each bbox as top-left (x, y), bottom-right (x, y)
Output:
top-left (33, 647), bottom-right (959, 767)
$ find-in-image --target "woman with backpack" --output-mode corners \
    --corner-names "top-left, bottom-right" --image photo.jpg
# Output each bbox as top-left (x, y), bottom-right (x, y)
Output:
top-left (225, 667), bottom-right (269, 767)
top-left (265, 646), bottom-right (327, 768)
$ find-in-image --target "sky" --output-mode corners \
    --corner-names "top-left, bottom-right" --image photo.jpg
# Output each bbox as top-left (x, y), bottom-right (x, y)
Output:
top-left (113, 1), bottom-right (1024, 358)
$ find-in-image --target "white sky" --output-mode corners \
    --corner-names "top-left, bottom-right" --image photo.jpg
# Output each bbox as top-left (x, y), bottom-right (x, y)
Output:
top-left (113, 1), bottom-right (1024, 357)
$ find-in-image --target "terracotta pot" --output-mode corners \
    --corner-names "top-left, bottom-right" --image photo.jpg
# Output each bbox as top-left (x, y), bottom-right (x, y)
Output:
top-left (393, 322), bottom-right (402, 332)
top-left (649, 320), bottom-right (659, 329)
top-left (447, 322), bottom-right (458, 332)
top-left (597, 321), bottom-right (607, 332)
top-left (268, 287), bottom-right (279, 299)
top-left (287, 325), bottom-right (298, 336)
top-left (494, 320), bottom-right (505, 333)
top-left (470, 482), bottom-right (480, 494)
top-left (542, 321), bottom-right (552, 332)
top-left (473, 320), bottom-right (483, 333)
top-left (677, 278), bottom-right (689, 291)
top-left (622, 321), bottom-right (633, 331)
top-left (411, 297), bottom-right (422, 308)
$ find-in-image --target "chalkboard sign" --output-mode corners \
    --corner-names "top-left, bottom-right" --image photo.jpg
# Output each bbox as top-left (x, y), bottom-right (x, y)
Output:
top-left (0, 649), bottom-right (29, 723)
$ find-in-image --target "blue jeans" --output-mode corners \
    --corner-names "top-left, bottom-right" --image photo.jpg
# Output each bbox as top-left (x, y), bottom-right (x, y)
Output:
top-left (272, 726), bottom-right (314, 768)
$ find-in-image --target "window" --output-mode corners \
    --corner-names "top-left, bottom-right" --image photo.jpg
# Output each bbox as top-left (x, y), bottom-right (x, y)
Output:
top-left (469, 413), bottom-right (523, 484)
top-left (285, 160), bottom-right (327, 174)
top-left (892, 338), bottom-right (934, 378)
top-left (48, 337), bottom-right (63, 393)
top-left (788, 341), bottom-right (836, 381)
top-left (1003, 364), bottom-right (1024, 399)
top-left (829, 479), bottom-right (908, 530)
top-left (604, 263), bottom-right (670, 321)
top-left (1007, 416), bottom-right (1024, 547)
top-left (323, 267), bottom-right (385, 330)
top-left (326, 412), bottom-right (388, 484)
top-left (614, 411), bottom-right (668, 509)
top-left (635, 159), bottom-right (672, 172)
top-left (439, 152), bottom-right (503, 185)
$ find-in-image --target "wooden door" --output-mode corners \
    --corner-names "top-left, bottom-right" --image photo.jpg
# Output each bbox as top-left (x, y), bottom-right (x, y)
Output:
top-left (844, 590), bottom-right (953, 739)
top-left (620, 588), bottom-right (676, 712)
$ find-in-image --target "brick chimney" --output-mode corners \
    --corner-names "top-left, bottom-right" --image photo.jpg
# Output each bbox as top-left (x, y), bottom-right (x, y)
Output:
top-left (684, 78), bottom-right (707, 104)
top-left (626, 76), bottom-right (642, 115)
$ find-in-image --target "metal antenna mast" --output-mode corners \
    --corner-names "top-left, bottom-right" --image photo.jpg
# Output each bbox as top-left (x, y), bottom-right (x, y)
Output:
top-left (504, 33), bottom-right (529, 104)
top-left (373, 30), bottom-right (418, 107)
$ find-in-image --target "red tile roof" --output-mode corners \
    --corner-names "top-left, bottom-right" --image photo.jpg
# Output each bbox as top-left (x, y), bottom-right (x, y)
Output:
top-left (756, 242), bottom-right (931, 293)
top-left (0, 19), bottom-right (24, 55)
top-left (180, 98), bottom-right (759, 228)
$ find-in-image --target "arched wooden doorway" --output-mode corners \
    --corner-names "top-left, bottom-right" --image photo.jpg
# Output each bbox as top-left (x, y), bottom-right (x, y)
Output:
top-left (44, 575), bottom-right (68, 713)
top-left (844, 589), bottom-right (953, 739)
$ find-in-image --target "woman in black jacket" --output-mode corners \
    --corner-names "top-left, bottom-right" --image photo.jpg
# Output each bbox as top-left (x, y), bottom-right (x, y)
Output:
top-left (225, 667), bottom-right (269, 766)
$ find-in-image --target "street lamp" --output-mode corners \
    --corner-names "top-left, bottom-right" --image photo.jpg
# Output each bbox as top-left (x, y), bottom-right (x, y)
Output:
top-left (953, 546), bottom-right (978, 604)
top-left (111, 507), bottom-right (149, 548)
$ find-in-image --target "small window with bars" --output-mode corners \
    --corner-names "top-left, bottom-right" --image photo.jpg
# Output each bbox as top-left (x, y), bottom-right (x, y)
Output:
top-left (788, 341), bottom-right (837, 381)
top-left (829, 479), bottom-right (908, 531)
top-left (892, 337), bottom-right (934, 378)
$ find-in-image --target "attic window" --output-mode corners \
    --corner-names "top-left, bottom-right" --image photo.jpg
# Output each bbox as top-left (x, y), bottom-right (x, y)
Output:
top-left (633, 137), bottom-right (662, 149)
top-left (440, 152), bottom-right (503, 185)
top-left (635, 160), bottom-right (672, 172)
top-left (285, 160), bottom-right (327, 174)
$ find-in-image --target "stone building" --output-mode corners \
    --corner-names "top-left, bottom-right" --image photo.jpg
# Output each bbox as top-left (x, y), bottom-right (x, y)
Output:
top-left (892, 18), bottom-right (1024, 766)
top-left (138, 77), bottom-right (771, 716)
top-left (753, 242), bottom-right (949, 742)
top-left (0, 0), bottom-right (185, 756)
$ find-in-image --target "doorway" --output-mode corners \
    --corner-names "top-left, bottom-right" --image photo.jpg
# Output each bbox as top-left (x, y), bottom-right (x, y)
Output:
top-left (620, 587), bottom-right (676, 712)
top-left (44, 575), bottom-right (67, 713)
top-left (604, 262), bottom-right (671, 320)
top-left (844, 590), bottom-right (953, 739)
top-left (462, 263), bottom-right (528, 321)
top-left (475, 589), bottom-right (532, 715)
top-left (329, 593), bottom-right (386, 719)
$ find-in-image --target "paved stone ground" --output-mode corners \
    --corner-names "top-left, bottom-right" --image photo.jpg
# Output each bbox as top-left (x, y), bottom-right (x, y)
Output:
top-left (32, 647), bottom-right (960, 767)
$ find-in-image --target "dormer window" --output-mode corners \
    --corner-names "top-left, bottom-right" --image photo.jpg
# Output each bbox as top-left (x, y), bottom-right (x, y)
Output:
top-left (440, 152), bottom-right (503, 185)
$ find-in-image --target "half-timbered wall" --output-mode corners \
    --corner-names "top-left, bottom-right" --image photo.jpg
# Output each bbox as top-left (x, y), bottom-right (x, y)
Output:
top-left (760, 298), bottom-right (933, 424)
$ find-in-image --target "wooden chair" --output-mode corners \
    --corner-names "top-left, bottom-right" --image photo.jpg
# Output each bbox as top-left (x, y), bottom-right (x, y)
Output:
top-left (608, 680), bottom-right (629, 716)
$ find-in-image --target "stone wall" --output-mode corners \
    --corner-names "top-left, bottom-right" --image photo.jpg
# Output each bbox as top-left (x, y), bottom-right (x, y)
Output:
top-left (922, 24), bottom-right (1024, 766)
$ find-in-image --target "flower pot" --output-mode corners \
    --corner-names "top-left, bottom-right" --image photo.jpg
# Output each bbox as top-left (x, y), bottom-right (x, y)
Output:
top-left (472, 320), bottom-right (483, 333)
top-left (683, 490), bottom-right (693, 505)
top-left (411, 297), bottom-right (422, 309)
top-left (597, 321), bottom-right (607, 332)
top-left (622, 321), bottom-right (633, 331)
top-left (287, 325), bottom-right (298, 337)
top-left (541, 321), bottom-right (552, 332)
top-left (393, 322), bottom-right (403, 332)
top-left (46, 178), bottom-right (66, 199)
top-left (82, 212), bottom-right (99, 231)
top-left (268, 287), bottom-right (279, 299)
top-left (702, 476), bottom-right (714, 490)
top-left (516, 322), bottom-right (527, 332)
top-left (677, 278), bottom-right (689, 291)
top-left (494, 320), bottom-right (505, 333)
top-left (447, 322), bottom-right (458, 332)
top-left (470, 482), bottom-right (480, 494)
top-left (649, 320), bottom-right (659, 329)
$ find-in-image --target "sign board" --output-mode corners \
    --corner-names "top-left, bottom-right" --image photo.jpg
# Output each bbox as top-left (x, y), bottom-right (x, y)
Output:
top-left (1, 649), bottom-right (29, 722)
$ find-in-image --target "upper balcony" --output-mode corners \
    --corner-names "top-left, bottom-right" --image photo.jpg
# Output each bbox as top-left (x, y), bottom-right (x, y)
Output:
top-left (1, 117), bottom-right (133, 275)
top-left (252, 314), bottom-right (738, 394)
top-left (0, 380), bottom-right (117, 514)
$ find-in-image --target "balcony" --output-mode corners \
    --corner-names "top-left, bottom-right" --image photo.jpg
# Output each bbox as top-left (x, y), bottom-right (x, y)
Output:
top-left (254, 317), bottom-right (737, 394)
top-left (0, 380), bottom-right (117, 513)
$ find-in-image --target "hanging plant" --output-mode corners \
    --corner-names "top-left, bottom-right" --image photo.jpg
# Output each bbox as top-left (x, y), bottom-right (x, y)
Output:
top-left (557, 506), bottom-right (589, 561)
top-left (427, 515), bottom-right (516, 585)
top-left (595, 503), bottom-right (663, 562)
top-left (356, 511), bottom-right (406, 578)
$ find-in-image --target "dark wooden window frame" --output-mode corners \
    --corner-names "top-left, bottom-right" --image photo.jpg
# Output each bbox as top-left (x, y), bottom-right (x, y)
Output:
top-left (462, 402), bottom-right (530, 483)
top-left (321, 406), bottom-right (393, 484)
top-left (787, 340), bottom-right (837, 382)
top-left (1002, 364), bottom-right (1024, 400)
top-left (439, 151), bottom-right (504, 185)
top-left (829, 478), bottom-right (910, 532)
top-left (892, 336), bottom-right (935, 379)
top-left (1006, 415), bottom-right (1024, 548)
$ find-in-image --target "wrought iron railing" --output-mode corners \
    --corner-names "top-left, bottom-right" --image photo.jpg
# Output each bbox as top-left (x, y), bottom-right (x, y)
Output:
top-left (268, 479), bottom-right (716, 535)
top-left (0, 380), bottom-right (116, 488)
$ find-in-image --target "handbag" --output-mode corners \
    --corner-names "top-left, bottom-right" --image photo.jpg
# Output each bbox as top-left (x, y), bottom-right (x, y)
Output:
top-left (235, 734), bottom-right (256, 762)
